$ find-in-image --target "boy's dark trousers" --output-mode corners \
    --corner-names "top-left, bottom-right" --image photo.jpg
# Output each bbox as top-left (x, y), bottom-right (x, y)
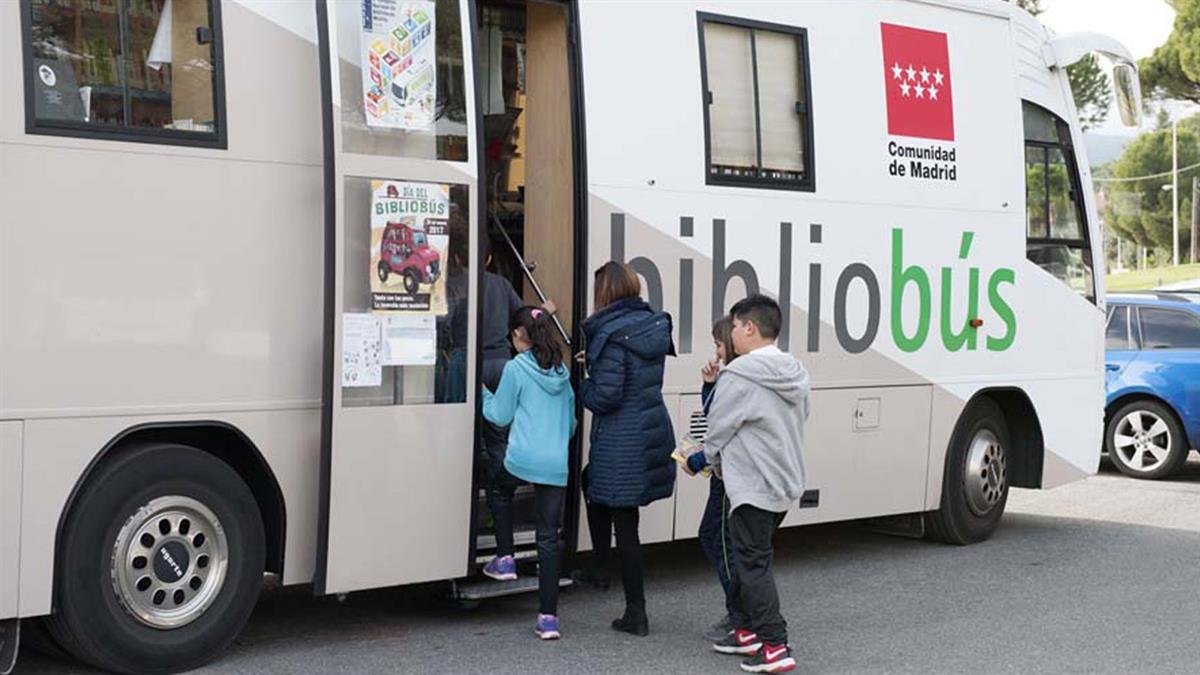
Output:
top-left (727, 504), bottom-right (788, 646)
top-left (697, 477), bottom-right (733, 615)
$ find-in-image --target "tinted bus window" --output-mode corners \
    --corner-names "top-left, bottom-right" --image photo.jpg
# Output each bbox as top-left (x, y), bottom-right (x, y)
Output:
top-left (26, 0), bottom-right (223, 144)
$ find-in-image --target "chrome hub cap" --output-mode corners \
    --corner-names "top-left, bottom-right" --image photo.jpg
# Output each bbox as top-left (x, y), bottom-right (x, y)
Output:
top-left (111, 496), bottom-right (229, 629)
top-left (1114, 410), bottom-right (1171, 473)
top-left (964, 429), bottom-right (1007, 516)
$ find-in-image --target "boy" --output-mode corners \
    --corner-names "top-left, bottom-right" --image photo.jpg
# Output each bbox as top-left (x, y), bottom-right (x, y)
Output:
top-left (687, 294), bottom-right (810, 673)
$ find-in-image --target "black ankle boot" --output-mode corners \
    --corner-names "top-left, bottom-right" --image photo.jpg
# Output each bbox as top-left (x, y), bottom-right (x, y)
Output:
top-left (611, 612), bottom-right (649, 637)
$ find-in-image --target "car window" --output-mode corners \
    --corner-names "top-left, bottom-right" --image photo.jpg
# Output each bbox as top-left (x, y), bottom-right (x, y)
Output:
top-left (1139, 308), bottom-right (1200, 349)
top-left (1106, 305), bottom-right (1130, 350)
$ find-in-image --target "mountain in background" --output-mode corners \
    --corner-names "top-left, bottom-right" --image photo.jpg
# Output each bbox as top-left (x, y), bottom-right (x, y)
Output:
top-left (1083, 131), bottom-right (1136, 167)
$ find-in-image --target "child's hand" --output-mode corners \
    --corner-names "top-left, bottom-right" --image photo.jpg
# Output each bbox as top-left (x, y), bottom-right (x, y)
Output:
top-left (701, 357), bottom-right (720, 383)
top-left (574, 350), bottom-right (586, 365)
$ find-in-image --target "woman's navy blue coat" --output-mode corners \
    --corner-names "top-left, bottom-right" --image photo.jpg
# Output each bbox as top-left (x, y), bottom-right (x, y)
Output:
top-left (580, 297), bottom-right (676, 507)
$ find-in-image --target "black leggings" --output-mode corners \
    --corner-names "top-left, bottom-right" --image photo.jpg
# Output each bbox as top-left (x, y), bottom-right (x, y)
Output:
top-left (487, 466), bottom-right (565, 615)
top-left (587, 502), bottom-right (645, 616)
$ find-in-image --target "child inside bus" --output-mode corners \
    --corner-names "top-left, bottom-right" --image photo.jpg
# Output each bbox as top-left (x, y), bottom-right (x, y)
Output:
top-left (687, 295), bottom-right (809, 673)
top-left (697, 316), bottom-right (737, 641)
top-left (481, 306), bottom-right (577, 640)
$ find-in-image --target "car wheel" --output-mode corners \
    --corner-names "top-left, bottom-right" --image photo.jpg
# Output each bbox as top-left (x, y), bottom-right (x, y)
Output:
top-left (925, 398), bottom-right (1010, 545)
top-left (377, 261), bottom-right (389, 284)
top-left (1106, 400), bottom-right (1188, 480)
top-left (47, 443), bottom-right (265, 674)
top-left (403, 270), bottom-right (420, 295)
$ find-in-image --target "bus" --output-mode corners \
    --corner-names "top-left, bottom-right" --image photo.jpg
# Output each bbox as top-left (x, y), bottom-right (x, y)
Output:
top-left (0, 0), bottom-right (1141, 672)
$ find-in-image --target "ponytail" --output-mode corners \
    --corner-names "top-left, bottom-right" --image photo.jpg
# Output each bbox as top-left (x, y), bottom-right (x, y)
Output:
top-left (511, 306), bottom-right (564, 371)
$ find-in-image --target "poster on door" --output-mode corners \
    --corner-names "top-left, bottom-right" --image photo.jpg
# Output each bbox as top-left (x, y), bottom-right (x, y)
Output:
top-left (360, 0), bottom-right (437, 130)
top-left (370, 179), bottom-right (450, 316)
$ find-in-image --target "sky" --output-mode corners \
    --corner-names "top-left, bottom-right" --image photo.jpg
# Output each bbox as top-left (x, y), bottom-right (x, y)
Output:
top-left (1036, 0), bottom-right (1191, 134)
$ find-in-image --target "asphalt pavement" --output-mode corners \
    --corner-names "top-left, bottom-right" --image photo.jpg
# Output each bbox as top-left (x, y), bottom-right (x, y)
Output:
top-left (18, 458), bottom-right (1200, 674)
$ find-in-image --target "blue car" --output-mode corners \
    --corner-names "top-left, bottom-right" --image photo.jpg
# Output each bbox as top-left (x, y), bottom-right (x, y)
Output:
top-left (1104, 292), bottom-right (1200, 479)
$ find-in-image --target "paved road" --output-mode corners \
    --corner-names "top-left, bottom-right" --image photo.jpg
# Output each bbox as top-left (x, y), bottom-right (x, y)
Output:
top-left (18, 459), bottom-right (1200, 674)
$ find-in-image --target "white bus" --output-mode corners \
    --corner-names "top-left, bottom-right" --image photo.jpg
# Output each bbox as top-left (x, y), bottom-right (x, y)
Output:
top-left (0, 0), bottom-right (1141, 672)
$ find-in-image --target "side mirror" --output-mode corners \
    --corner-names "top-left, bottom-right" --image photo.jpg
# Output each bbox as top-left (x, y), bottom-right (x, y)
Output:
top-left (1113, 62), bottom-right (1142, 128)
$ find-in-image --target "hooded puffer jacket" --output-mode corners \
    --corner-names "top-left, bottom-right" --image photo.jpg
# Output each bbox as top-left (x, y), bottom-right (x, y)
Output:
top-left (580, 297), bottom-right (676, 507)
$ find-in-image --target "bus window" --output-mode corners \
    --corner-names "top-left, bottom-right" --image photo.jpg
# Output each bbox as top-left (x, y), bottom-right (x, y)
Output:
top-left (24, 0), bottom-right (224, 145)
top-left (1022, 101), bottom-right (1094, 303)
top-left (698, 13), bottom-right (814, 191)
top-left (342, 180), bottom-right (470, 407)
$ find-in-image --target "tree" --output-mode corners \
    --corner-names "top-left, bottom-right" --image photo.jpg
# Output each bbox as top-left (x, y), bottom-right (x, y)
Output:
top-left (1013, 0), bottom-right (1043, 14)
top-left (1014, 0), bottom-right (1111, 129)
top-left (1103, 119), bottom-right (1199, 255)
top-left (1068, 54), bottom-right (1112, 131)
top-left (1139, 0), bottom-right (1200, 104)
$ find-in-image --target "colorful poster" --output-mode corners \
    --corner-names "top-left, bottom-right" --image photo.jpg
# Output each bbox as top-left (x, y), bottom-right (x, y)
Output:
top-left (370, 180), bottom-right (450, 315)
top-left (360, 0), bottom-right (437, 130)
top-left (342, 313), bottom-right (383, 387)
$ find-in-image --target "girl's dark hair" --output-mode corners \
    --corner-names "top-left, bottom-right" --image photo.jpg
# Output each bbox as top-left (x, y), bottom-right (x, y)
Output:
top-left (594, 261), bottom-right (641, 309)
top-left (712, 316), bottom-right (738, 364)
top-left (511, 306), bottom-right (564, 371)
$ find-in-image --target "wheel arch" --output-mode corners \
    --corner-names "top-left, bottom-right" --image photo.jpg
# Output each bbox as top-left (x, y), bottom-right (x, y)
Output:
top-left (52, 422), bottom-right (286, 608)
top-left (958, 388), bottom-right (1045, 490)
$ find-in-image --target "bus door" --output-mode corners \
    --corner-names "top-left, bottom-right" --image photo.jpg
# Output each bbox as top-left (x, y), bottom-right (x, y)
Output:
top-left (315, 0), bottom-right (480, 595)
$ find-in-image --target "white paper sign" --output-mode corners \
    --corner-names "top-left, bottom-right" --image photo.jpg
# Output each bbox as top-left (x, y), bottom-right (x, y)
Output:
top-left (382, 315), bottom-right (437, 366)
top-left (342, 313), bottom-right (383, 387)
top-left (360, 0), bottom-right (437, 130)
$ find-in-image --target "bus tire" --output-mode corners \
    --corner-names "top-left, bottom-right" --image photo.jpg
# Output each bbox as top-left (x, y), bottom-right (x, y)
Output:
top-left (47, 443), bottom-right (265, 675)
top-left (925, 398), bottom-right (1010, 545)
top-left (1105, 400), bottom-right (1188, 480)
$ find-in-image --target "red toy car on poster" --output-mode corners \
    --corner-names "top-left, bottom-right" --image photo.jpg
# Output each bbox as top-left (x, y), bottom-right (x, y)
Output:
top-left (378, 219), bottom-right (441, 294)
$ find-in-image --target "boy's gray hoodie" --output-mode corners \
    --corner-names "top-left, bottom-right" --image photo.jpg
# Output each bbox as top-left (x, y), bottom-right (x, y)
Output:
top-left (703, 345), bottom-right (810, 514)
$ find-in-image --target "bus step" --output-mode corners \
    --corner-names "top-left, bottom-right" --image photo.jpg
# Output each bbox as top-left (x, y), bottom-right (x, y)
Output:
top-left (0, 618), bottom-right (19, 675)
top-left (453, 577), bottom-right (572, 602)
top-left (862, 512), bottom-right (926, 539)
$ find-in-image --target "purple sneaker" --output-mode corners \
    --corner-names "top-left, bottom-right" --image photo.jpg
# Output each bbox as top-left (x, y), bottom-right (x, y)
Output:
top-left (535, 614), bottom-right (561, 640)
top-left (483, 555), bottom-right (517, 581)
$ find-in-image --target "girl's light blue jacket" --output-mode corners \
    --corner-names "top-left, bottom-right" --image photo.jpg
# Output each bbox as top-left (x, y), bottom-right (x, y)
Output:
top-left (482, 351), bottom-right (576, 486)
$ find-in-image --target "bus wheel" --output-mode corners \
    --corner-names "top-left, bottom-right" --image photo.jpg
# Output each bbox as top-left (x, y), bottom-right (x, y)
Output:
top-left (377, 261), bottom-right (390, 283)
top-left (925, 399), bottom-right (1010, 545)
top-left (403, 270), bottom-right (420, 294)
top-left (47, 443), bottom-right (265, 675)
top-left (1106, 400), bottom-right (1188, 480)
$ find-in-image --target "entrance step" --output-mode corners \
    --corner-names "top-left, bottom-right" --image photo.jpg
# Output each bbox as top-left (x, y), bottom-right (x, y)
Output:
top-left (452, 576), bottom-right (572, 601)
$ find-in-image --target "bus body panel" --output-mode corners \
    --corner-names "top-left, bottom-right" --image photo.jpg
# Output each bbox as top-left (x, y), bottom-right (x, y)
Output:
top-left (0, 423), bottom-right (21, 621)
top-left (15, 410), bottom-right (320, 618)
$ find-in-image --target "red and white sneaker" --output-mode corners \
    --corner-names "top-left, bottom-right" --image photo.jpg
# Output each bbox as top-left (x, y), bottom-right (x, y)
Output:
top-left (740, 643), bottom-right (796, 673)
top-left (713, 629), bottom-right (762, 655)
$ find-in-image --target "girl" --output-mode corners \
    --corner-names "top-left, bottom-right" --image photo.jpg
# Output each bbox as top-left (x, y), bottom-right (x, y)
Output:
top-left (576, 261), bottom-right (676, 637)
top-left (482, 306), bottom-right (576, 640)
top-left (693, 317), bottom-right (739, 641)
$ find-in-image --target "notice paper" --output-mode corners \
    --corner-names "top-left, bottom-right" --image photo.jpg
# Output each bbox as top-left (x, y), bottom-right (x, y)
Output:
top-left (382, 315), bottom-right (437, 366)
top-left (342, 313), bottom-right (383, 387)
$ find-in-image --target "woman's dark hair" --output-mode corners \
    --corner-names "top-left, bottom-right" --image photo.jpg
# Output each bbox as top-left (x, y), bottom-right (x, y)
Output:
top-left (511, 306), bottom-right (564, 371)
top-left (594, 261), bottom-right (641, 309)
top-left (712, 316), bottom-right (738, 364)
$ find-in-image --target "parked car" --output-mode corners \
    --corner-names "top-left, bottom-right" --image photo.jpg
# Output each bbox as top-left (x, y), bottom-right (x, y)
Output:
top-left (1104, 292), bottom-right (1200, 479)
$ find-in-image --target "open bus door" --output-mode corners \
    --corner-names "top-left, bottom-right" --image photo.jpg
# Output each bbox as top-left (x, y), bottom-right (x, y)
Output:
top-left (314, 0), bottom-right (482, 595)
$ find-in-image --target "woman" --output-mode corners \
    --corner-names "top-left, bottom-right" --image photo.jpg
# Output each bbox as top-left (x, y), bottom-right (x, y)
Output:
top-left (577, 261), bottom-right (676, 637)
